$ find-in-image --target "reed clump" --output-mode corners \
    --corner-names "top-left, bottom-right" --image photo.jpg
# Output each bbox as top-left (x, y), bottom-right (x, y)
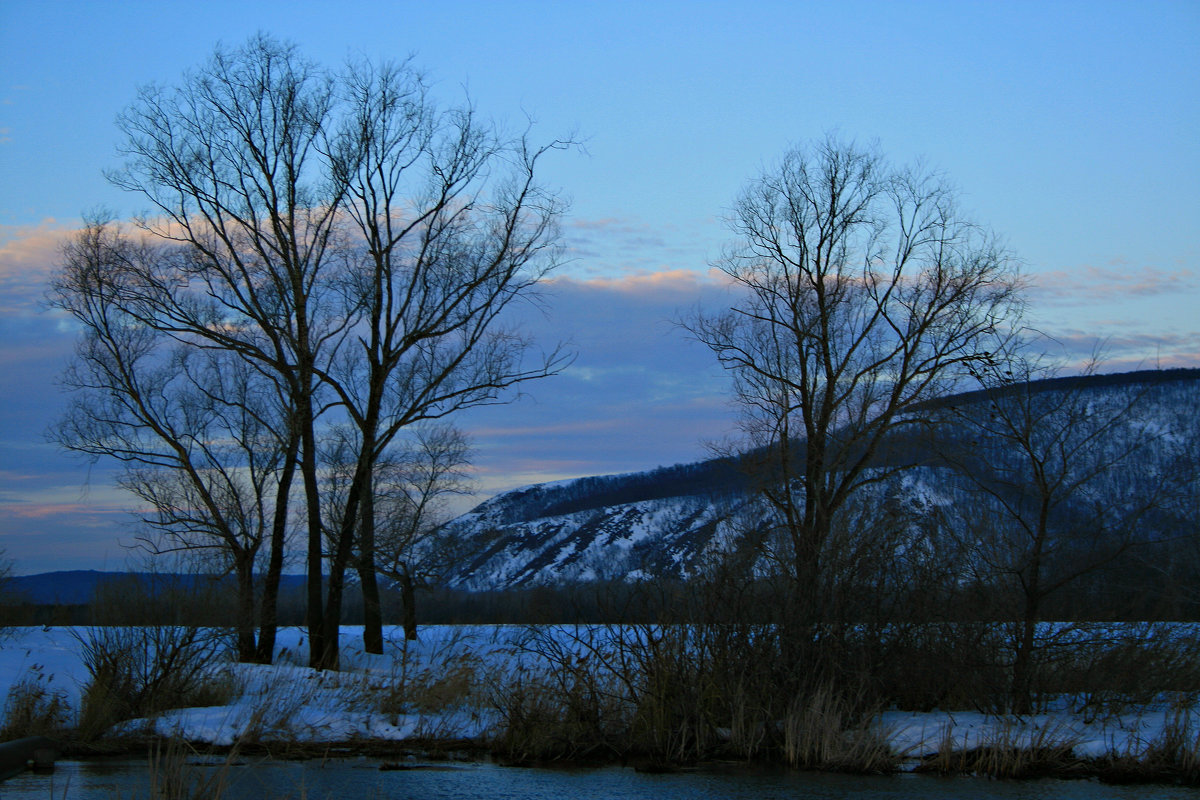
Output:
top-left (1099, 699), bottom-right (1200, 785)
top-left (916, 717), bottom-right (1086, 779)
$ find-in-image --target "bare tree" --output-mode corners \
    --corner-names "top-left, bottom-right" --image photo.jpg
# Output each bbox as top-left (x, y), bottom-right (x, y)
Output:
top-left (940, 346), bottom-right (1176, 714)
top-left (373, 424), bottom-right (474, 641)
top-left (96, 35), bottom-right (345, 666)
top-left (685, 136), bottom-right (1021, 631)
top-left (319, 59), bottom-right (571, 660)
top-left (49, 221), bottom-right (293, 662)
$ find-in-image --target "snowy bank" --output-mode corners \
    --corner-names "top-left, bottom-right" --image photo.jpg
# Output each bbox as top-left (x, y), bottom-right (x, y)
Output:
top-left (1, 625), bottom-right (1197, 779)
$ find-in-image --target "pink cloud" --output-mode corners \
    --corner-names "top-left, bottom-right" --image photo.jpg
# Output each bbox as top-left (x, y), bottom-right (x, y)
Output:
top-left (0, 220), bottom-right (74, 314)
top-left (4, 501), bottom-right (115, 520)
top-left (550, 267), bottom-right (729, 297)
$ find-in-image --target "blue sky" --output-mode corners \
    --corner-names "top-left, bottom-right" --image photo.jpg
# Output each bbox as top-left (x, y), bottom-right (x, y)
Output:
top-left (1, 1), bottom-right (1197, 573)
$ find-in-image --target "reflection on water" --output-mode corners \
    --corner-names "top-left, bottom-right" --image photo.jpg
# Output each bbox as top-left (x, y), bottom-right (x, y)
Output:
top-left (3, 758), bottom-right (1197, 800)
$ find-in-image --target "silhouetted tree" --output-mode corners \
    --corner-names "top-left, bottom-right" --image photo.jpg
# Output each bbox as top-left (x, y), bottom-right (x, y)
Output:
top-left (50, 224), bottom-right (293, 662)
top-left (51, 35), bottom-right (569, 669)
top-left (320, 58), bottom-right (570, 658)
top-left (373, 424), bottom-right (474, 641)
top-left (685, 136), bottom-right (1022, 639)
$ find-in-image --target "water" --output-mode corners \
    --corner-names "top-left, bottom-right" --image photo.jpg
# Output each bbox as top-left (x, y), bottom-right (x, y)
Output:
top-left (3, 758), bottom-right (1197, 800)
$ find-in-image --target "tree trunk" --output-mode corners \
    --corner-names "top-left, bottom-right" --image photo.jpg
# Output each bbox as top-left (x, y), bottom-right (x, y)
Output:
top-left (255, 439), bottom-right (297, 664)
top-left (300, 398), bottom-right (327, 669)
top-left (358, 459), bottom-right (384, 654)
top-left (234, 553), bottom-right (257, 662)
top-left (1012, 510), bottom-right (1049, 715)
top-left (400, 565), bottom-right (418, 641)
top-left (1011, 611), bottom-right (1038, 716)
top-left (319, 457), bottom-right (370, 671)
top-left (320, 532), bottom-right (352, 671)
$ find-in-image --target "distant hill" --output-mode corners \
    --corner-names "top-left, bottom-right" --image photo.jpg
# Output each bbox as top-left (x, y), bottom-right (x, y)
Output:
top-left (438, 368), bottom-right (1200, 590)
top-left (7, 571), bottom-right (130, 605)
top-left (6, 570), bottom-right (306, 606)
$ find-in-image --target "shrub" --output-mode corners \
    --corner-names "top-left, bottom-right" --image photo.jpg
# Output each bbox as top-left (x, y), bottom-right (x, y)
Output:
top-left (1066, 624), bottom-right (1200, 716)
top-left (76, 623), bottom-right (228, 740)
top-left (0, 666), bottom-right (72, 739)
top-left (488, 626), bottom-right (632, 763)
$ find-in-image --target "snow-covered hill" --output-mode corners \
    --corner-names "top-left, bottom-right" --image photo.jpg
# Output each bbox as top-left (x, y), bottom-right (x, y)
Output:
top-left (440, 369), bottom-right (1200, 590)
top-left (442, 491), bottom-right (748, 588)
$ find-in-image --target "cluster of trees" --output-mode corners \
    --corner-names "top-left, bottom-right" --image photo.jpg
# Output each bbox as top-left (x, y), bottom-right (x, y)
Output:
top-left (49, 35), bottom-right (570, 669)
top-left (684, 137), bottom-right (1196, 714)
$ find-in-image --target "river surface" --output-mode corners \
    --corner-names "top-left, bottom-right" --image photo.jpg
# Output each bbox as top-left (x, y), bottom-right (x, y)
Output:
top-left (4, 757), bottom-right (1198, 799)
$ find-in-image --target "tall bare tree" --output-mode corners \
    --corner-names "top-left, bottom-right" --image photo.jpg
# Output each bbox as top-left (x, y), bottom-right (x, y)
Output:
top-left (52, 35), bottom-right (569, 669)
top-left (319, 59), bottom-right (570, 660)
top-left (685, 136), bottom-right (1022, 630)
top-left (96, 35), bottom-right (345, 666)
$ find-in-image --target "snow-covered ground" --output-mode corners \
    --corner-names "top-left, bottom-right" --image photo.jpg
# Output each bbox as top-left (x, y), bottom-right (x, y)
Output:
top-left (0, 625), bottom-right (510, 746)
top-left (1, 624), bottom-right (1195, 768)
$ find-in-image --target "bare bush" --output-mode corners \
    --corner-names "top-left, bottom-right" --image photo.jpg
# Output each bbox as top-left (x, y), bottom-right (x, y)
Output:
top-left (75, 576), bottom-right (231, 739)
top-left (489, 616), bottom-right (903, 769)
top-left (77, 624), bottom-right (229, 739)
top-left (488, 626), bottom-right (632, 763)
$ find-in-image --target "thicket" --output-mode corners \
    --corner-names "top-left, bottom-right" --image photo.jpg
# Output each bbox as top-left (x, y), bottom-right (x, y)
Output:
top-left (487, 581), bottom-right (1200, 773)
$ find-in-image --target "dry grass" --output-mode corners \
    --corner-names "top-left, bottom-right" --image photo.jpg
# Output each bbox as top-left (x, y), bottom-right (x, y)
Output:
top-left (918, 716), bottom-right (1086, 778)
top-left (375, 634), bottom-right (485, 718)
top-left (142, 739), bottom-right (240, 800)
top-left (75, 623), bottom-right (230, 741)
top-left (782, 685), bottom-right (896, 773)
top-left (1100, 698), bottom-right (1200, 785)
top-left (0, 665), bottom-right (72, 739)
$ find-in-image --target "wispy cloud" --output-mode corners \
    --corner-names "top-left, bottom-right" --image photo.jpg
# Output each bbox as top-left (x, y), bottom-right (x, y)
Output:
top-left (559, 215), bottom-right (720, 278)
top-left (1029, 262), bottom-right (1197, 305)
top-left (555, 267), bottom-right (729, 295)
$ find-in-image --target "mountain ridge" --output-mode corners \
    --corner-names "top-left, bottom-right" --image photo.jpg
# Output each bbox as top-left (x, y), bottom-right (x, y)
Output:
top-left (438, 368), bottom-right (1199, 589)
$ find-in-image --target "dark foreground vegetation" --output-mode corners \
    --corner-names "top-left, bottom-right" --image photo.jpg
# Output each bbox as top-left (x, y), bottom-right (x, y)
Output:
top-left (3, 573), bottom-right (1200, 789)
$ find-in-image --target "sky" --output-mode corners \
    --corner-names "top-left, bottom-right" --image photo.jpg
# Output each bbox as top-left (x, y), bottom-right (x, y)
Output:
top-left (1, 1), bottom-right (1197, 574)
